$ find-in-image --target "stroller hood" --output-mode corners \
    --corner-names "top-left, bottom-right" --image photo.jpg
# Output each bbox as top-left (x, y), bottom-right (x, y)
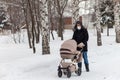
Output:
top-left (60, 39), bottom-right (77, 53)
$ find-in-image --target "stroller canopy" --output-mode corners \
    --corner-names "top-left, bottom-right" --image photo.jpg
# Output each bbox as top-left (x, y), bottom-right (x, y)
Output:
top-left (60, 39), bottom-right (77, 53)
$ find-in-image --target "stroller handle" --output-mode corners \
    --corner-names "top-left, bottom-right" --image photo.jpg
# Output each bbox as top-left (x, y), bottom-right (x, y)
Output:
top-left (79, 48), bottom-right (83, 52)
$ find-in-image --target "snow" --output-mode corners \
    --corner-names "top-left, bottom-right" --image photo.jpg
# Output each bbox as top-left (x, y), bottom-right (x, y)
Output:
top-left (0, 28), bottom-right (120, 80)
top-left (2, 18), bottom-right (8, 23)
top-left (0, 24), bottom-right (4, 28)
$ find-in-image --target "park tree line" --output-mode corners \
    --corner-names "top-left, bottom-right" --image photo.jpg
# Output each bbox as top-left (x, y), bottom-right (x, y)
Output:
top-left (0, 0), bottom-right (120, 54)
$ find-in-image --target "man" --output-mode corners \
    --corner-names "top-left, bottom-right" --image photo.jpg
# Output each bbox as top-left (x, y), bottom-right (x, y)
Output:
top-left (72, 21), bottom-right (89, 72)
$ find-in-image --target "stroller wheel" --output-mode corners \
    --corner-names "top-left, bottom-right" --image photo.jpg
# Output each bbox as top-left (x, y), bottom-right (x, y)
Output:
top-left (77, 68), bottom-right (81, 76)
top-left (67, 68), bottom-right (71, 78)
top-left (58, 70), bottom-right (62, 77)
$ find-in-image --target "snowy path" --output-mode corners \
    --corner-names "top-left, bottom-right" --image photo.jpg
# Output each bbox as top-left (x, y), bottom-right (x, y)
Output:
top-left (0, 30), bottom-right (120, 80)
top-left (1, 46), bottom-right (120, 80)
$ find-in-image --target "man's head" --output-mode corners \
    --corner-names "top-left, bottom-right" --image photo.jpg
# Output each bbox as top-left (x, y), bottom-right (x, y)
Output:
top-left (75, 21), bottom-right (83, 30)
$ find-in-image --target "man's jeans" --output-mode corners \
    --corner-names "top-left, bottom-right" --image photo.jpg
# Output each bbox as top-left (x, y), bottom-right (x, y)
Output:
top-left (78, 51), bottom-right (89, 68)
top-left (82, 51), bottom-right (89, 64)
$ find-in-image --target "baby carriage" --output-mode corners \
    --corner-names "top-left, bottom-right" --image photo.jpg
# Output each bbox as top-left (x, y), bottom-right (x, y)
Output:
top-left (58, 39), bottom-right (82, 78)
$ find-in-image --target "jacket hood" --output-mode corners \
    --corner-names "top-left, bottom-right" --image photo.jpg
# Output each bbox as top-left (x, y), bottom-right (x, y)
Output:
top-left (74, 21), bottom-right (84, 31)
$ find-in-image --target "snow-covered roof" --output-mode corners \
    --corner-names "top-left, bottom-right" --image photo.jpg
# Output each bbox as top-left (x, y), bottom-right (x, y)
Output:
top-left (63, 12), bottom-right (72, 17)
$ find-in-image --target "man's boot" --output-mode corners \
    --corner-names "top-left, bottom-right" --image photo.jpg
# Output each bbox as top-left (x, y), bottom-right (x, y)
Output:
top-left (77, 62), bottom-right (82, 76)
top-left (78, 62), bottom-right (82, 69)
top-left (85, 64), bottom-right (89, 72)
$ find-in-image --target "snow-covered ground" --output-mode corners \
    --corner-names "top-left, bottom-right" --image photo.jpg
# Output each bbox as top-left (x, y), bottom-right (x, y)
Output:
top-left (0, 28), bottom-right (120, 80)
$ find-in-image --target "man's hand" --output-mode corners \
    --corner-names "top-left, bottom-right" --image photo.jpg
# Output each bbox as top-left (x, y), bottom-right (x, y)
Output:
top-left (78, 42), bottom-right (85, 48)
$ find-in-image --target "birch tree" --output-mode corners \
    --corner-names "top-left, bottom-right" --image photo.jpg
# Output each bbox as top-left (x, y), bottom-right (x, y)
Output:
top-left (114, 0), bottom-right (120, 43)
top-left (39, 0), bottom-right (50, 54)
top-left (95, 0), bottom-right (102, 46)
top-left (22, 0), bottom-right (50, 54)
top-left (1, 0), bottom-right (51, 54)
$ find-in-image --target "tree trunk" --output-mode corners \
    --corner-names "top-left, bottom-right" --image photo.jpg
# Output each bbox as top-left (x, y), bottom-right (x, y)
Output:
top-left (28, 0), bottom-right (36, 53)
top-left (107, 25), bottom-right (109, 36)
top-left (34, 0), bottom-right (40, 44)
top-left (48, 0), bottom-right (55, 40)
top-left (22, 0), bottom-right (32, 48)
top-left (55, 0), bottom-right (68, 40)
top-left (42, 29), bottom-right (50, 55)
top-left (40, 0), bottom-right (50, 55)
top-left (48, 0), bottom-right (52, 41)
top-left (96, 23), bottom-right (102, 46)
top-left (36, 0), bottom-right (41, 43)
top-left (96, 27), bottom-right (102, 46)
top-left (51, 31), bottom-right (55, 40)
top-left (96, 0), bottom-right (102, 46)
top-left (101, 26), bottom-right (103, 33)
top-left (116, 30), bottom-right (120, 43)
top-left (114, 1), bottom-right (120, 43)
top-left (58, 14), bottom-right (63, 40)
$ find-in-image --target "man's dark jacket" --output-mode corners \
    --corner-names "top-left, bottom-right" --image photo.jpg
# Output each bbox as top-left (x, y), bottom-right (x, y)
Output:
top-left (72, 28), bottom-right (89, 51)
